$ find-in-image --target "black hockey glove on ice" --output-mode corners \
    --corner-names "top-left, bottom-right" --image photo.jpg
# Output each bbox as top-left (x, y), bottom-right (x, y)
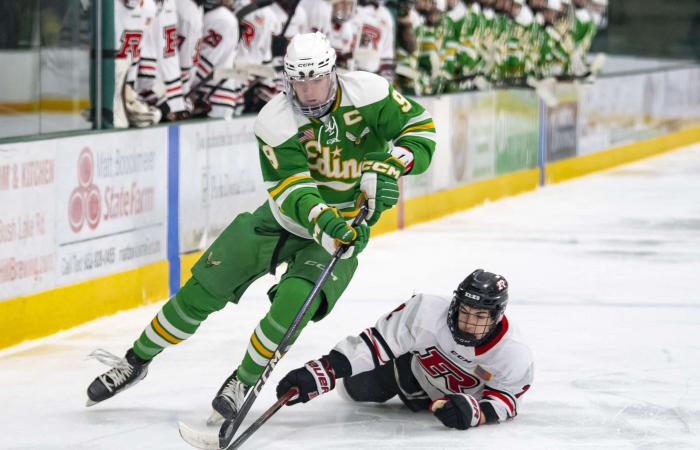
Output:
top-left (430, 394), bottom-right (482, 430)
top-left (276, 356), bottom-right (336, 405)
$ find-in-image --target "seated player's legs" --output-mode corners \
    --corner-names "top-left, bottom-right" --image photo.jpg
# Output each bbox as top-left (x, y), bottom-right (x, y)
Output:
top-left (339, 353), bottom-right (431, 412)
top-left (339, 361), bottom-right (399, 403)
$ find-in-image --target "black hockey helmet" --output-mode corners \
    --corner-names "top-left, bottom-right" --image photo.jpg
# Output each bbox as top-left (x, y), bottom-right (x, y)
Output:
top-left (447, 269), bottom-right (509, 346)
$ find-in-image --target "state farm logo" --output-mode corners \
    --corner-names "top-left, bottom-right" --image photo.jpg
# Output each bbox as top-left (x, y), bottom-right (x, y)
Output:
top-left (69, 147), bottom-right (101, 232)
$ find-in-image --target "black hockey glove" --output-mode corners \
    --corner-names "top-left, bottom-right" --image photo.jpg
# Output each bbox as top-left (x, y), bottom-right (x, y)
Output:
top-left (276, 356), bottom-right (336, 406)
top-left (430, 394), bottom-right (481, 430)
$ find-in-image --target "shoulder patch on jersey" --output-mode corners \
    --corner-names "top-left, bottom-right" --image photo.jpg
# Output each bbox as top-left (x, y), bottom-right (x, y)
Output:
top-left (338, 71), bottom-right (390, 108)
top-left (254, 93), bottom-right (306, 146)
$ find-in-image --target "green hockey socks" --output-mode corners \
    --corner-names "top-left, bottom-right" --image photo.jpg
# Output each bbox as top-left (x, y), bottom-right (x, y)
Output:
top-left (236, 277), bottom-right (322, 386)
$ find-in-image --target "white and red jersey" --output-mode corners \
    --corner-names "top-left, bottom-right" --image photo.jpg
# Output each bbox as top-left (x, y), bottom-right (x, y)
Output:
top-left (351, 4), bottom-right (395, 76)
top-left (114, 0), bottom-right (150, 127)
top-left (194, 6), bottom-right (240, 118)
top-left (268, 1), bottom-right (309, 38)
top-left (236, 3), bottom-right (281, 66)
top-left (297, 0), bottom-right (332, 34)
top-left (334, 294), bottom-right (534, 422)
top-left (174, 0), bottom-right (204, 90)
top-left (115, 0), bottom-right (148, 64)
top-left (137, 0), bottom-right (186, 112)
top-left (327, 20), bottom-right (358, 70)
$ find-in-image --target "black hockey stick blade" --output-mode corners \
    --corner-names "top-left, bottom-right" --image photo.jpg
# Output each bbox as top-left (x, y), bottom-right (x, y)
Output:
top-left (228, 387), bottom-right (299, 449)
top-left (217, 202), bottom-right (369, 449)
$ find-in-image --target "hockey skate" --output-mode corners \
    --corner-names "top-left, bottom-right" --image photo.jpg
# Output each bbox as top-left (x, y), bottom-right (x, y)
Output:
top-left (86, 348), bottom-right (150, 406)
top-left (207, 371), bottom-right (250, 426)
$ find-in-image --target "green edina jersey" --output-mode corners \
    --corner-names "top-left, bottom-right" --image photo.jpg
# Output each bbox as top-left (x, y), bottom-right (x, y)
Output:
top-left (254, 71), bottom-right (436, 238)
top-left (572, 8), bottom-right (597, 52)
top-left (455, 4), bottom-right (482, 75)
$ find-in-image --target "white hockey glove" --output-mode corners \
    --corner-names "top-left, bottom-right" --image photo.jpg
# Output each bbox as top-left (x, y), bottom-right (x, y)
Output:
top-left (123, 84), bottom-right (162, 128)
top-left (430, 394), bottom-right (482, 430)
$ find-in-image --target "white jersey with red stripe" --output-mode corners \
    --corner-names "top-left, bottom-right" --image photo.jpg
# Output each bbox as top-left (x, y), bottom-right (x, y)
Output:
top-left (297, 0), bottom-right (332, 34)
top-left (327, 20), bottom-right (359, 70)
top-left (136, 0), bottom-right (186, 112)
top-left (195, 6), bottom-right (240, 117)
top-left (333, 294), bottom-right (534, 422)
top-left (174, 0), bottom-right (204, 90)
top-left (115, 0), bottom-right (148, 64)
top-left (237, 4), bottom-right (281, 66)
top-left (351, 4), bottom-right (394, 75)
top-left (268, 2), bottom-right (309, 38)
top-left (113, 0), bottom-right (149, 127)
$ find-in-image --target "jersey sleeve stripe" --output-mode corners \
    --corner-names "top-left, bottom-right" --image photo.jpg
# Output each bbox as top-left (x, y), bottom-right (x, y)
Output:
top-left (274, 183), bottom-right (317, 207)
top-left (359, 331), bottom-right (381, 368)
top-left (370, 327), bottom-right (396, 360)
top-left (483, 389), bottom-right (516, 416)
top-left (399, 121), bottom-right (436, 136)
top-left (395, 131), bottom-right (437, 143)
top-left (403, 111), bottom-right (433, 128)
top-left (268, 174), bottom-right (314, 199)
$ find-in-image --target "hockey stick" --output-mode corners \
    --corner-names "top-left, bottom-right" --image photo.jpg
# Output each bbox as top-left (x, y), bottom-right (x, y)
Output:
top-left (218, 202), bottom-right (370, 449)
top-left (227, 387), bottom-right (299, 449)
top-left (179, 202), bottom-right (369, 450)
top-left (178, 388), bottom-right (299, 450)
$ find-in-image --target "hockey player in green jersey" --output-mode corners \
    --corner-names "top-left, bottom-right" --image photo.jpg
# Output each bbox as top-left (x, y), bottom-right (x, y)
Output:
top-left (493, 0), bottom-right (534, 83)
top-left (451, 0), bottom-right (483, 91)
top-left (85, 31), bottom-right (436, 425)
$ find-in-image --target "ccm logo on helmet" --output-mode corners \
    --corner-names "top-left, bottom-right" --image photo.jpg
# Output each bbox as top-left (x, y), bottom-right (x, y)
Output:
top-left (297, 62), bottom-right (315, 67)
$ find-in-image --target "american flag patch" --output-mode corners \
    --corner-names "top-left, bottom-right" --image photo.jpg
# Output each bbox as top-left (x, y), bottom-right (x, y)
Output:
top-left (474, 365), bottom-right (493, 381)
top-left (298, 128), bottom-right (315, 143)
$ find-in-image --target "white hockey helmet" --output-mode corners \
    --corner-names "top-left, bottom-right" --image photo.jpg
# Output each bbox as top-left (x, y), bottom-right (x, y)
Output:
top-left (330, 0), bottom-right (357, 22)
top-left (283, 32), bottom-right (338, 118)
top-left (546, 0), bottom-right (561, 10)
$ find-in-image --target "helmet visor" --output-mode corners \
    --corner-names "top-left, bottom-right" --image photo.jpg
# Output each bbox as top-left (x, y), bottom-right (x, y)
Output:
top-left (457, 305), bottom-right (497, 342)
top-left (287, 72), bottom-right (335, 108)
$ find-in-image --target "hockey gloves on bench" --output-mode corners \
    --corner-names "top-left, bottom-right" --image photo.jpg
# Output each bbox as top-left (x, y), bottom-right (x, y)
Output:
top-left (308, 205), bottom-right (369, 258)
top-left (360, 149), bottom-right (412, 226)
top-left (430, 393), bottom-right (482, 430)
top-left (277, 356), bottom-right (336, 405)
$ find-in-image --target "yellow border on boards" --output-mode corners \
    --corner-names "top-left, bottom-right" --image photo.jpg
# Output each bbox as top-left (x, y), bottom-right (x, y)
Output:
top-left (2, 125), bottom-right (699, 350)
top-left (546, 126), bottom-right (700, 184)
top-left (0, 98), bottom-right (91, 114)
top-left (0, 261), bottom-right (169, 349)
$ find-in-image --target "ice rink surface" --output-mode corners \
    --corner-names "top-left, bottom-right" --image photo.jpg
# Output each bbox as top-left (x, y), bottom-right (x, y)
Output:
top-left (2, 143), bottom-right (700, 449)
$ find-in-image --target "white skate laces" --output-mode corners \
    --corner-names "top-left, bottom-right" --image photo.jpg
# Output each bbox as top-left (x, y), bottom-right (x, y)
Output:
top-left (87, 349), bottom-right (133, 392)
top-left (222, 376), bottom-right (247, 407)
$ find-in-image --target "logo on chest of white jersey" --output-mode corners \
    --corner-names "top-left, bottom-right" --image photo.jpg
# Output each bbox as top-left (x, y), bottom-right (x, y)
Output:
top-left (416, 346), bottom-right (480, 393)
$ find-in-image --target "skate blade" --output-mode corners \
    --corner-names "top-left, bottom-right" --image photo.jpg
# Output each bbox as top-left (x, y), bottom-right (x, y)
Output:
top-left (178, 420), bottom-right (222, 450)
top-left (85, 398), bottom-right (98, 407)
top-left (206, 410), bottom-right (225, 426)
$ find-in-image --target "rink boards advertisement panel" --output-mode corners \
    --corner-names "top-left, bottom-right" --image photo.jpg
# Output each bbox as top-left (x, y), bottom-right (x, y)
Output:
top-left (0, 141), bottom-right (57, 299)
top-left (0, 129), bottom-right (168, 301)
top-left (577, 67), bottom-right (700, 156)
top-left (178, 117), bottom-right (267, 254)
top-left (54, 130), bottom-right (168, 287)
